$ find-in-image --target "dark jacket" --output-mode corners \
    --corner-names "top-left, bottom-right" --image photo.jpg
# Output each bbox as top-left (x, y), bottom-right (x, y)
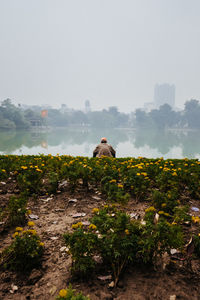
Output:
top-left (93, 143), bottom-right (116, 158)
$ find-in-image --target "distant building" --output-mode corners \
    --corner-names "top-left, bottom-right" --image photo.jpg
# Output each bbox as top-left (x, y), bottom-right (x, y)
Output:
top-left (85, 100), bottom-right (91, 113)
top-left (154, 83), bottom-right (175, 108)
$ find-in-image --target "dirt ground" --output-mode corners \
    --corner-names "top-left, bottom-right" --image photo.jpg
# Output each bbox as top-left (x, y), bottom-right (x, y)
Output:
top-left (1, 181), bottom-right (200, 300)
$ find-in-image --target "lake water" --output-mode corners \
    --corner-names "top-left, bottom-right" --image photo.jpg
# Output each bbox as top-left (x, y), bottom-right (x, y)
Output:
top-left (0, 127), bottom-right (200, 159)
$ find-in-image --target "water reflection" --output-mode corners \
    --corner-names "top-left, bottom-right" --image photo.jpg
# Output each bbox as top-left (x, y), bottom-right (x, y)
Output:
top-left (0, 127), bottom-right (200, 158)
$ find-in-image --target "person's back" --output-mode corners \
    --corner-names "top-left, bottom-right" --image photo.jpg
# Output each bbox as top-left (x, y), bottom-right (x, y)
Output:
top-left (93, 137), bottom-right (116, 158)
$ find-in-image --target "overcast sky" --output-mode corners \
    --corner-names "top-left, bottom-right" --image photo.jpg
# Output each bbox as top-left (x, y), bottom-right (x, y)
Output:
top-left (0, 0), bottom-right (200, 112)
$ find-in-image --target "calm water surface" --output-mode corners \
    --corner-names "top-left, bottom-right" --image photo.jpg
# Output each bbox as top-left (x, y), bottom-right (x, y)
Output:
top-left (0, 127), bottom-right (200, 159)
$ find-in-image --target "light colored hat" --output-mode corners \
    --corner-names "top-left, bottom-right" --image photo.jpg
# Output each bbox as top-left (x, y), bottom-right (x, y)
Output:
top-left (101, 137), bottom-right (107, 143)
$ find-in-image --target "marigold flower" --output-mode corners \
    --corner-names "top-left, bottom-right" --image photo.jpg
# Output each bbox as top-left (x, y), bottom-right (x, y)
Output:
top-left (28, 221), bottom-right (35, 227)
top-left (145, 206), bottom-right (156, 213)
top-left (21, 166), bottom-right (27, 170)
top-left (39, 242), bottom-right (44, 247)
top-left (12, 232), bottom-right (19, 238)
top-left (92, 208), bottom-right (99, 214)
top-left (15, 227), bottom-right (23, 231)
top-left (89, 224), bottom-right (97, 230)
top-left (59, 289), bottom-right (67, 297)
top-left (117, 184), bottom-right (123, 188)
top-left (125, 229), bottom-right (130, 235)
top-left (192, 216), bottom-right (200, 224)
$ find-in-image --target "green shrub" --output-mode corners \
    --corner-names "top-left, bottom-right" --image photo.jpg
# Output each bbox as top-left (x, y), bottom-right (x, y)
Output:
top-left (1, 222), bottom-right (44, 271)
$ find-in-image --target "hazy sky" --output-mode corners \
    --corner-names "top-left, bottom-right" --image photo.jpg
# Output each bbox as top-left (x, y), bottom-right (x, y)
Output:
top-left (0, 0), bottom-right (200, 112)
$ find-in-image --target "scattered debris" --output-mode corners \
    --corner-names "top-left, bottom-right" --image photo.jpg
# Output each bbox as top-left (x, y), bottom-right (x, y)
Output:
top-left (29, 214), bottom-right (39, 220)
top-left (55, 208), bottom-right (65, 212)
top-left (92, 195), bottom-right (101, 200)
top-left (154, 213), bottom-right (159, 224)
top-left (50, 236), bottom-right (59, 240)
top-left (0, 182), bottom-right (6, 185)
top-left (41, 197), bottom-right (53, 202)
top-left (68, 198), bottom-right (78, 203)
top-left (71, 213), bottom-right (86, 218)
top-left (108, 281), bottom-right (115, 288)
top-left (169, 295), bottom-right (176, 300)
top-left (98, 275), bottom-right (112, 281)
top-left (130, 212), bottom-right (140, 219)
top-left (170, 249), bottom-right (178, 255)
top-left (9, 284), bottom-right (18, 294)
top-left (191, 207), bottom-right (199, 212)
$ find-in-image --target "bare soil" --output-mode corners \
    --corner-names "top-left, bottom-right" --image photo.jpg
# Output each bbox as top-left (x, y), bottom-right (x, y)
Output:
top-left (1, 181), bottom-right (200, 300)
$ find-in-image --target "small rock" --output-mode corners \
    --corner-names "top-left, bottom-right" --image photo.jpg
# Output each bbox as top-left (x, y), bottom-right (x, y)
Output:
top-left (55, 208), bottom-right (65, 212)
top-left (169, 296), bottom-right (176, 300)
top-left (130, 212), bottom-right (140, 219)
top-left (10, 283), bottom-right (18, 293)
top-left (60, 246), bottom-right (67, 252)
top-left (0, 182), bottom-right (6, 185)
top-left (191, 207), bottom-right (199, 212)
top-left (50, 236), bottom-right (58, 240)
top-left (108, 281), bottom-right (115, 288)
top-left (52, 221), bottom-right (58, 224)
top-left (69, 198), bottom-right (78, 203)
top-left (71, 213), bottom-right (86, 218)
top-left (98, 275), bottom-right (112, 281)
top-left (82, 221), bottom-right (90, 226)
top-left (29, 214), bottom-right (39, 220)
top-left (92, 196), bottom-right (101, 200)
top-left (170, 249), bottom-right (178, 255)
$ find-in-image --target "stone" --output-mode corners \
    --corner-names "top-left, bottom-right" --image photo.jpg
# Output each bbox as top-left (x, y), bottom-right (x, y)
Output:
top-left (71, 213), bottom-right (86, 218)
top-left (98, 275), bottom-right (112, 281)
top-left (29, 214), bottom-right (39, 220)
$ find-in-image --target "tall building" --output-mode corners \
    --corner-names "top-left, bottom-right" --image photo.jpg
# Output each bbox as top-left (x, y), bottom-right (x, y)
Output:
top-left (154, 83), bottom-right (175, 108)
top-left (85, 100), bottom-right (91, 113)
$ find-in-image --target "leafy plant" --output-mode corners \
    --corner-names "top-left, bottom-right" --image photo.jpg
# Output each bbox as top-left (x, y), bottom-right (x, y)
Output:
top-left (3, 194), bottom-right (28, 226)
top-left (1, 222), bottom-right (44, 271)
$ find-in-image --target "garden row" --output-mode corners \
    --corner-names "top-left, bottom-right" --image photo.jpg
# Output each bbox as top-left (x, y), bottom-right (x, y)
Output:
top-left (1, 155), bottom-right (200, 299)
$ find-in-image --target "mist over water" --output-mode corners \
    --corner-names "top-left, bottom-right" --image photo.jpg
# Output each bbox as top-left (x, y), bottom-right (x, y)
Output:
top-left (1, 127), bottom-right (200, 159)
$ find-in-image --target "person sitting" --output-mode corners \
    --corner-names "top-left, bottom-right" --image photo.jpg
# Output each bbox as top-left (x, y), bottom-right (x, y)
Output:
top-left (93, 137), bottom-right (116, 158)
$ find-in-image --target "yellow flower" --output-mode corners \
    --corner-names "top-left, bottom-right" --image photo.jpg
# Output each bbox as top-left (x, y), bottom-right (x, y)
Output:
top-left (92, 208), bottom-right (99, 214)
top-left (27, 210), bottom-right (32, 215)
top-left (12, 232), bottom-right (19, 238)
top-left (109, 179), bottom-right (117, 183)
top-left (15, 227), bottom-right (23, 231)
top-left (172, 172), bottom-right (177, 176)
top-left (28, 221), bottom-right (35, 227)
top-left (2, 169), bottom-right (6, 172)
top-left (117, 184), bottom-right (123, 188)
top-left (39, 242), bottom-right (44, 247)
top-left (89, 224), bottom-right (97, 230)
top-left (145, 206), bottom-right (156, 213)
top-left (136, 173), bottom-right (140, 176)
top-left (72, 222), bottom-right (83, 229)
top-left (192, 216), bottom-right (200, 224)
top-left (125, 229), bottom-right (129, 235)
top-left (59, 289), bottom-right (67, 297)
top-left (21, 166), bottom-right (27, 170)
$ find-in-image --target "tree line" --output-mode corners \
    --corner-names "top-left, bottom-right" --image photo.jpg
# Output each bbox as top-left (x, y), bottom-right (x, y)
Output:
top-left (1, 98), bottom-right (200, 130)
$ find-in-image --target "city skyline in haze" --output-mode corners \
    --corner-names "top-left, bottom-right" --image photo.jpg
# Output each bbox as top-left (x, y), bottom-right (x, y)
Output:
top-left (0, 0), bottom-right (200, 112)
